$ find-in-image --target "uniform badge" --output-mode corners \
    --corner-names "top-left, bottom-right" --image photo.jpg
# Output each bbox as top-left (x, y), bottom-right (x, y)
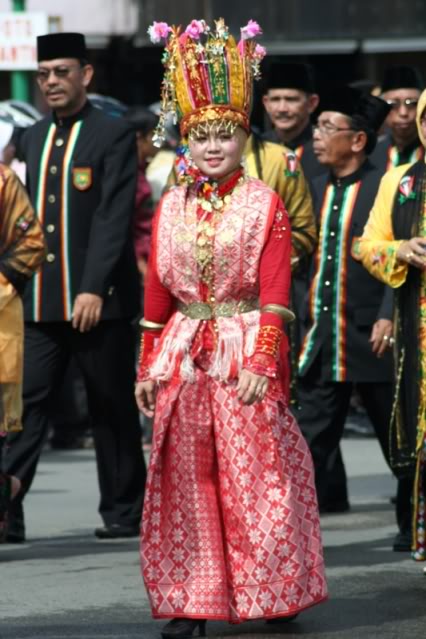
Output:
top-left (72, 167), bottom-right (92, 191)
top-left (398, 175), bottom-right (416, 204)
top-left (284, 151), bottom-right (300, 177)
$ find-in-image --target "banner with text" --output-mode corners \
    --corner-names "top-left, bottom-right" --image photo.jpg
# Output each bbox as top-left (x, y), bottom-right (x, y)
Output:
top-left (0, 12), bottom-right (49, 71)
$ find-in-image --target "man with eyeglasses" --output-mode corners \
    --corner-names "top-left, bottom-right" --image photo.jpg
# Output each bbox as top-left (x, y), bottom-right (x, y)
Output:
top-left (371, 66), bottom-right (424, 172)
top-left (262, 62), bottom-right (325, 184)
top-left (296, 89), bottom-right (398, 523)
top-left (4, 32), bottom-right (146, 542)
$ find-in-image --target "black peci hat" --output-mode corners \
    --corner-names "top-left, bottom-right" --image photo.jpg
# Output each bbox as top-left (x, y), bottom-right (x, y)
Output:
top-left (319, 86), bottom-right (390, 133)
top-left (37, 32), bottom-right (88, 62)
top-left (318, 86), bottom-right (362, 118)
top-left (263, 62), bottom-right (316, 93)
top-left (381, 66), bottom-right (424, 92)
top-left (353, 94), bottom-right (391, 133)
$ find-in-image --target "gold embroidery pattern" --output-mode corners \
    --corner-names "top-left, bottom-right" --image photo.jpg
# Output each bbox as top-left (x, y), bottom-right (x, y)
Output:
top-left (156, 180), bottom-right (275, 306)
top-left (194, 182), bottom-right (243, 289)
top-left (181, 106), bottom-right (249, 136)
top-left (226, 38), bottom-right (245, 111)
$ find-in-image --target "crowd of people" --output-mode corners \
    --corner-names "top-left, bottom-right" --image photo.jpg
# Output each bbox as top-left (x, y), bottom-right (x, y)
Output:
top-left (1, 16), bottom-right (426, 637)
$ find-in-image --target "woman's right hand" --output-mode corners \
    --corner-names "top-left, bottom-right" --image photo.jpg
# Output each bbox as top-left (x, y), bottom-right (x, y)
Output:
top-left (135, 380), bottom-right (157, 417)
top-left (397, 237), bottom-right (426, 269)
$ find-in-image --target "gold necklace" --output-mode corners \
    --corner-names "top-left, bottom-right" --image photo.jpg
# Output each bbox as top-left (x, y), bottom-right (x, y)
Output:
top-left (194, 175), bottom-right (244, 286)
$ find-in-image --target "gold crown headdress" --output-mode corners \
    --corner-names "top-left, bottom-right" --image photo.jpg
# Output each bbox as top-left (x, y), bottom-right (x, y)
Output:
top-left (148, 18), bottom-right (266, 146)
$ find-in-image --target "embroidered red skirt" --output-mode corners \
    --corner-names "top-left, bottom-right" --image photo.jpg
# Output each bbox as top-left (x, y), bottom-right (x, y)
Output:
top-left (141, 361), bottom-right (327, 621)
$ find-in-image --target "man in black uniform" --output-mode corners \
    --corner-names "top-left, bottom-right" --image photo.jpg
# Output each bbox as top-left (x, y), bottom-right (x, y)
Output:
top-left (261, 62), bottom-right (323, 376)
top-left (5, 32), bottom-right (146, 541)
top-left (262, 62), bottom-right (324, 183)
top-left (296, 89), bottom-right (397, 522)
top-left (371, 65), bottom-right (424, 171)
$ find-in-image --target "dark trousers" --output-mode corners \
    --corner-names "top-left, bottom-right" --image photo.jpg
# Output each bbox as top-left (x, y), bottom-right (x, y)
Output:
top-left (49, 358), bottom-right (91, 447)
top-left (5, 320), bottom-right (146, 528)
top-left (0, 435), bottom-right (4, 469)
top-left (295, 362), bottom-right (394, 511)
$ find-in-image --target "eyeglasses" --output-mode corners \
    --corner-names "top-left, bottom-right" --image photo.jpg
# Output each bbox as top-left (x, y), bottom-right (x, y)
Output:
top-left (385, 98), bottom-right (418, 111)
top-left (36, 65), bottom-right (80, 82)
top-left (313, 122), bottom-right (354, 136)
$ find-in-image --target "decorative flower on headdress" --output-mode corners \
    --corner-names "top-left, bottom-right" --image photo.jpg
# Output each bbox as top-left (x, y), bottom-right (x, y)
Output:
top-left (241, 20), bottom-right (262, 40)
top-left (185, 19), bottom-right (208, 39)
top-left (147, 17), bottom-right (267, 147)
top-left (147, 21), bottom-right (172, 44)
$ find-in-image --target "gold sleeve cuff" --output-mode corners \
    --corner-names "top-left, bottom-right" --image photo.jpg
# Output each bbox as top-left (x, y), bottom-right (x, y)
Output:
top-left (139, 318), bottom-right (166, 330)
top-left (261, 304), bottom-right (295, 323)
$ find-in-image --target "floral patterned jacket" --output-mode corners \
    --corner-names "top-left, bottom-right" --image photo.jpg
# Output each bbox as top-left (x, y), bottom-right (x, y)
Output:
top-left (0, 164), bottom-right (46, 431)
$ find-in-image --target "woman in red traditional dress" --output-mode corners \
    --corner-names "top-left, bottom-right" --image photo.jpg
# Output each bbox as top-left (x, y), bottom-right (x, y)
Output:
top-left (135, 18), bottom-right (327, 638)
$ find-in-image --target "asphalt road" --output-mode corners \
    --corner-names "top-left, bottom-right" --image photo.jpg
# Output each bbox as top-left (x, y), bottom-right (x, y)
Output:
top-left (1, 437), bottom-right (426, 639)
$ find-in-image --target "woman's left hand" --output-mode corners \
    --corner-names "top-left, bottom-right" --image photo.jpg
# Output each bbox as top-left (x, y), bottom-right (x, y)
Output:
top-left (237, 369), bottom-right (269, 405)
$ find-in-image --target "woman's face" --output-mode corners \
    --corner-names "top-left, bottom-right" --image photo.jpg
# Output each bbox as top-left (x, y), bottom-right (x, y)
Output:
top-left (188, 125), bottom-right (247, 181)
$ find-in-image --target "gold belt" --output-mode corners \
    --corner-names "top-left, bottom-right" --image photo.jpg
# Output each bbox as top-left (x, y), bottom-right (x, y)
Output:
top-left (177, 299), bottom-right (259, 320)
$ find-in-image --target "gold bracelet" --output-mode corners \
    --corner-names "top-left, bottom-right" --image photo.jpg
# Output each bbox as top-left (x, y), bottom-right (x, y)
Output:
top-left (261, 304), bottom-right (295, 323)
top-left (139, 318), bottom-right (166, 330)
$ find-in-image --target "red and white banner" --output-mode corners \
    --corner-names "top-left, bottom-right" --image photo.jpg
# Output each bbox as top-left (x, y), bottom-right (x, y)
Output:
top-left (0, 12), bottom-right (48, 70)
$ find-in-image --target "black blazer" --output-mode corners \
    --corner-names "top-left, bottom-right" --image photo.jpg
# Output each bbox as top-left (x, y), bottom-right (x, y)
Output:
top-left (22, 102), bottom-right (140, 322)
top-left (370, 133), bottom-right (424, 172)
top-left (299, 160), bottom-right (393, 383)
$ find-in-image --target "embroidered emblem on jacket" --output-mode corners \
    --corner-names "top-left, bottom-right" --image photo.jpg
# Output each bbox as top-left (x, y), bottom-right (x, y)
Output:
top-left (398, 175), bottom-right (416, 205)
top-left (284, 151), bottom-right (300, 177)
top-left (72, 167), bottom-right (92, 191)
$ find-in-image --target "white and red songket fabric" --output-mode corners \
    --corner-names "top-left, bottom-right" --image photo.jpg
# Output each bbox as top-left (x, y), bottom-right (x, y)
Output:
top-left (139, 174), bottom-right (328, 622)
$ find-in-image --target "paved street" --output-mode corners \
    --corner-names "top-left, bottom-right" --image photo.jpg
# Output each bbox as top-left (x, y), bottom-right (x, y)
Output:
top-left (1, 437), bottom-right (426, 639)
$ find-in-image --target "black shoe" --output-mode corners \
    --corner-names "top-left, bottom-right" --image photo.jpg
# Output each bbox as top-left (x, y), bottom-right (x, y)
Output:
top-left (5, 502), bottom-right (25, 543)
top-left (94, 523), bottom-right (140, 539)
top-left (161, 619), bottom-right (206, 639)
top-left (0, 474), bottom-right (12, 542)
top-left (6, 524), bottom-right (26, 543)
top-left (393, 530), bottom-right (412, 552)
top-left (319, 501), bottom-right (350, 514)
top-left (266, 614), bottom-right (299, 624)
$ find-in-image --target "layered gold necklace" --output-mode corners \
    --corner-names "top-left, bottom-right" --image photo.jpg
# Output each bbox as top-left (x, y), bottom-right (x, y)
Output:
top-left (194, 172), bottom-right (244, 286)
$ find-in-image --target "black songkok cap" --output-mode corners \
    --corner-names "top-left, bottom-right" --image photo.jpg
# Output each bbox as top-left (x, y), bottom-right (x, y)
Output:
top-left (319, 86), bottom-right (390, 132)
top-left (381, 66), bottom-right (424, 92)
top-left (353, 94), bottom-right (391, 133)
top-left (319, 86), bottom-right (362, 118)
top-left (264, 62), bottom-right (316, 93)
top-left (37, 32), bottom-right (87, 62)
